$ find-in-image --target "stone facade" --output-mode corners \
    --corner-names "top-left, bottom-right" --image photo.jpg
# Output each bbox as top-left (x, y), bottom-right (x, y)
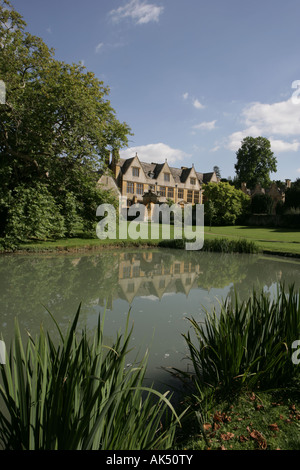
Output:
top-left (99, 152), bottom-right (218, 207)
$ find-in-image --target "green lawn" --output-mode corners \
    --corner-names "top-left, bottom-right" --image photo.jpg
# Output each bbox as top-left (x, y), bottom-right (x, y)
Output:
top-left (204, 225), bottom-right (300, 255)
top-left (1, 224), bottom-right (300, 256)
top-left (175, 382), bottom-right (300, 450)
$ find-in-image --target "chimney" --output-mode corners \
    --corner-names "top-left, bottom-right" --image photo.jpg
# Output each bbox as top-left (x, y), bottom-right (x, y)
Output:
top-left (111, 148), bottom-right (120, 178)
top-left (111, 148), bottom-right (120, 164)
top-left (285, 179), bottom-right (291, 189)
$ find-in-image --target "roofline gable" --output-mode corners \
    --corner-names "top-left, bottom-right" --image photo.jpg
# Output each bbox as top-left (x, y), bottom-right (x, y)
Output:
top-left (121, 153), bottom-right (147, 179)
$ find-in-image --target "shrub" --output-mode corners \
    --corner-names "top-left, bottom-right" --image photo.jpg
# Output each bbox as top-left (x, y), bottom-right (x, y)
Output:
top-left (1, 183), bottom-right (65, 249)
top-left (250, 193), bottom-right (273, 214)
top-left (158, 237), bottom-right (260, 254)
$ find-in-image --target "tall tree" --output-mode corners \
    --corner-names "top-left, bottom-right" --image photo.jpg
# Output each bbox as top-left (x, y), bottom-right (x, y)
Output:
top-left (0, 0), bottom-right (132, 246)
top-left (234, 136), bottom-right (277, 189)
top-left (213, 165), bottom-right (221, 179)
top-left (203, 182), bottom-right (250, 225)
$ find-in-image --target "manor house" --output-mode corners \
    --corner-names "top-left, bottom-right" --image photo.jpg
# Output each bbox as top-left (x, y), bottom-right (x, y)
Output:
top-left (98, 151), bottom-right (218, 207)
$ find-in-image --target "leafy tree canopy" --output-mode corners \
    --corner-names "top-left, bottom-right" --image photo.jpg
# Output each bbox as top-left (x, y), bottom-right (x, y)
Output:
top-left (0, 0), bottom-right (132, 247)
top-left (234, 136), bottom-right (277, 189)
top-left (203, 182), bottom-right (250, 226)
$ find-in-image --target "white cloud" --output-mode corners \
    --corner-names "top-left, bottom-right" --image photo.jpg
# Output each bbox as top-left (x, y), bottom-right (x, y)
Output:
top-left (95, 42), bottom-right (104, 53)
top-left (269, 139), bottom-right (300, 153)
top-left (297, 168), bottom-right (300, 173)
top-left (182, 92), bottom-right (189, 100)
top-left (119, 143), bottom-right (190, 164)
top-left (210, 145), bottom-right (221, 152)
top-left (193, 120), bottom-right (217, 131)
top-left (193, 99), bottom-right (205, 109)
top-left (227, 130), bottom-right (250, 152)
top-left (139, 295), bottom-right (158, 301)
top-left (243, 98), bottom-right (300, 136)
top-left (109, 0), bottom-right (164, 25)
top-left (227, 97), bottom-right (300, 153)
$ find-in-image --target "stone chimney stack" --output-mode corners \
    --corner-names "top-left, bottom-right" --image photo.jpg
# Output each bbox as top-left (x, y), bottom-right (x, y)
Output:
top-left (111, 148), bottom-right (120, 178)
top-left (285, 179), bottom-right (291, 189)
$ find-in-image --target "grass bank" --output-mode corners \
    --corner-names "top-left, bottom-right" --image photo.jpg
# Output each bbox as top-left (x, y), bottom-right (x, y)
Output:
top-left (1, 224), bottom-right (299, 257)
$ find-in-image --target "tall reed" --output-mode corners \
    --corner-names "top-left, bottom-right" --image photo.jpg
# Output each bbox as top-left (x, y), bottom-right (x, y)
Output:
top-left (158, 237), bottom-right (259, 253)
top-left (177, 284), bottom-right (300, 394)
top-left (0, 306), bottom-right (180, 450)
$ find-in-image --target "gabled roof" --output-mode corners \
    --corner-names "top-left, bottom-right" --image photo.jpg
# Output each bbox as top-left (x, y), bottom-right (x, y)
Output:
top-left (118, 157), bottom-right (134, 174)
top-left (203, 172), bottom-right (215, 183)
top-left (180, 167), bottom-right (193, 183)
top-left (116, 156), bottom-right (216, 185)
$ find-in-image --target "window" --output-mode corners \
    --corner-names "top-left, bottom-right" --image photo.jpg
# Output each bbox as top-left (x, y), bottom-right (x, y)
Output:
top-left (174, 263), bottom-right (181, 274)
top-left (159, 186), bottom-right (166, 197)
top-left (167, 187), bottom-right (174, 199)
top-left (123, 266), bottom-right (131, 278)
top-left (136, 183), bottom-right (144, 195)
top-left (164, 173), bottom-right (170, 182)
top-left (194, 191), bottom-right (200, 203)
top-left (133, 265), bottom-right (140, 277)
top-left (187, 190), bottom-right (193, 203)
top-left (178, 188), bottom-right (184, 200)
top-left (127, 182), bottom-right (134, 194)
top-left (127, 282), bottom-right (135, 293)
top-left (190, 177), bottom-right (196, 185)
top-left (132, 167), bottom-right (140, 177)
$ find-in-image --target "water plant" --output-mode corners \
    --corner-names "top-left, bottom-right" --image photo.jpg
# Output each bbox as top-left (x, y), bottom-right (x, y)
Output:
top-left (177, 284), bottom-right (300, 394)
top-left (158, 237), bottom-right (260, 254)
top-left (0, 306), bottom-right (180, 450)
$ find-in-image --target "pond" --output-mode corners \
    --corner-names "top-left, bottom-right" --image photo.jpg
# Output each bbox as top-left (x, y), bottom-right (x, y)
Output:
top-left (0, 248), bottom-right (299, 392)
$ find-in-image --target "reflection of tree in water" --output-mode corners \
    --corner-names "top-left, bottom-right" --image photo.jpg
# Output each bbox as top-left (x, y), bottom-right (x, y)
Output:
top-left (0, 252), bottom-right (120, 335)
top-left (0, 249), bottom-right (299, 339)
top-left (196, 252), bottom-right (252, 291)
top-left (201, 253), bottom-right (300, 303)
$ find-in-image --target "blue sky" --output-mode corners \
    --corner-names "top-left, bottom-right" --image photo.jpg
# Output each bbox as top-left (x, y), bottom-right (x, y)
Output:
top-left (10, 0), bottom-right (300, 182)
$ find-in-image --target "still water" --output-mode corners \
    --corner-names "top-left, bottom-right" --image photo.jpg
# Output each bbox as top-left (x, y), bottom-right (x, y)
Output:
top-left (0, 248), bottom-right (299, 391)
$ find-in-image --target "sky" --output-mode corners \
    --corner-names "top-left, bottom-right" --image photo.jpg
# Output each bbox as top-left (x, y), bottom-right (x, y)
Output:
top-left (9, 0), bottom-right (300, 182)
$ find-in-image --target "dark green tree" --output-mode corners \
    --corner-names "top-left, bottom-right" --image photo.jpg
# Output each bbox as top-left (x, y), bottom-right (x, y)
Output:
top-left (250, 193), bottom-right (273, 214)
top-left (213, 165), bottom-right (221, 179)
top-left (284, 178), bottom-right (300, 210)
top-left (0, 0), bottom-right (131, 246)
top-left (234, 136), bottom-right (277, 189)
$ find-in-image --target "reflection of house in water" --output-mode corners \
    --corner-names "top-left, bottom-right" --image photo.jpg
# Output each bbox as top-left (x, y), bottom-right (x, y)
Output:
top-left (104, 251), bottom-right (202, 307)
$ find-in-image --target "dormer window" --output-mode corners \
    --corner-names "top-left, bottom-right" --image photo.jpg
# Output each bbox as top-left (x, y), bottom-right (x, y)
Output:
top-left (190, 177), bottom-right (196, 185)
top-left (164, 173), bottom-right (170, 182)
top-left (132, 167), bottom-right (140, 177)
